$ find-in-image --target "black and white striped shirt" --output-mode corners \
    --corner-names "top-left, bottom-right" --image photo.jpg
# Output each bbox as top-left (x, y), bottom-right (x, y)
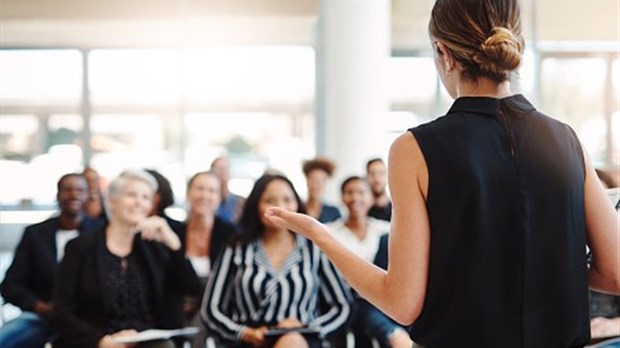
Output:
top-left (201, 234), bottom-right (352, 342)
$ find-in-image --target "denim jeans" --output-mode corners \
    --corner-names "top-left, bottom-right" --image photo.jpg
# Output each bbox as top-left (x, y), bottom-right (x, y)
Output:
top-left (351, 299), bottom-right (407, 348)
top-left (0, 311), bottom-right (56, 348)
top-left (589, 337), bottom-right (620, 348)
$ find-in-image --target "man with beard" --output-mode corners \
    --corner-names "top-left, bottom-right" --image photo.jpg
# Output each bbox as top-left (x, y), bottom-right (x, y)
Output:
top-left (0, 173), bottom-right (102, 348)
top-left (366, 158), bottom-right (392, 221)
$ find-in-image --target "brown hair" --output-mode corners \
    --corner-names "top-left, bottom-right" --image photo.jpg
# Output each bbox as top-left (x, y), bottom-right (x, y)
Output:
top-left (187, 171), bottom-right (220, 193)
top-left (302, 157), bottom-right (336, 177)
top-left (429, 0), bottom-right (524, 83)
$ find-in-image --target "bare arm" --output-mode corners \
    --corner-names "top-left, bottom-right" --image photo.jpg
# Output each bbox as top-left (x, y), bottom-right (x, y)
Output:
top-left (584, 151), bottom-right (620, 294)
top-left (265, 132), bottom-right (430, 324)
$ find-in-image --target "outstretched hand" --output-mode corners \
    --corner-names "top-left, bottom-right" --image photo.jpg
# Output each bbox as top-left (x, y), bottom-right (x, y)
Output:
top-left (264, 207), bottom-right (328, 241)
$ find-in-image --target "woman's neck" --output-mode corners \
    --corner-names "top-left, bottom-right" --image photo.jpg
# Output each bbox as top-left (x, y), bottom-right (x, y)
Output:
top-left (456, 78), bottom-right (512, 99)
top-left (305, 198), bottom-right (322, 218)
top-left (262, 227), bottom-right (295, 245)
top-left (106, 220), bottom-right (136, 257)
top-left (186, 213), bottom-right (213, 257)
top-left (306, 196), bottom-right (321, 206)
top-left (187, 212), bottom-right (214, 230)
top-left (261, 227), bottom-right (296, 271)
top-left (346, 214), bottom-right (368, 241)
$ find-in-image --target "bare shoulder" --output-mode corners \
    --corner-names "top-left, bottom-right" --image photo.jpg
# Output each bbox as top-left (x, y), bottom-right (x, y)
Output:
top-left (389, 132), bottom-right (425, 165)
top-left (388, 131), bottom-right (428, 198)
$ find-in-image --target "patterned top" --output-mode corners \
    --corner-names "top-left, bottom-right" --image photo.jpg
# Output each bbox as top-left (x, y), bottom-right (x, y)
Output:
top-left (102, 248), bottom-right (155, 332)
top-left (201, 234), bottom-right (352, 343)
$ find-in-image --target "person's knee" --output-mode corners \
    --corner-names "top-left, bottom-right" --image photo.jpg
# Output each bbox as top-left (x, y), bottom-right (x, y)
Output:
top-left (0, 318), bottom-right (53, 348)
top-left (387, 328), bottom-right (412, 348)
top-left (272, 333), bottom-right (309, 348)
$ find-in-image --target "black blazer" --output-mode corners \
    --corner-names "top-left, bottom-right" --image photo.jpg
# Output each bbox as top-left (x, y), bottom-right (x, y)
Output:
top-left (158, 216), bottom-right (238, 326)
top-left (0, 216), bottom-right (101, 311)
top-left (162, 214), bottom-right (184, 237)
top-left (51, 225), bottom-right (201, 348)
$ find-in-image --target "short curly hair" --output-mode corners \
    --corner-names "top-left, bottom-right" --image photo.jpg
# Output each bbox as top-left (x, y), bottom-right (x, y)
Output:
top-left (302, 157), bottom-right (336, 177)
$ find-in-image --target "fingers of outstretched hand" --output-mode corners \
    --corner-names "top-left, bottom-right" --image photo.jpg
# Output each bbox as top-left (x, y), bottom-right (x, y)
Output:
top-left (264, 207), bottom-right (292, 228)
top-left (265, 207), bottom-right (327, 241)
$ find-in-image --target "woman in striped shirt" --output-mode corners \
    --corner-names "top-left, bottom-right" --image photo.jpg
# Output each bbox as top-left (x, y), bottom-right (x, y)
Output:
top-left (201, 174), bottom-right (352, 348)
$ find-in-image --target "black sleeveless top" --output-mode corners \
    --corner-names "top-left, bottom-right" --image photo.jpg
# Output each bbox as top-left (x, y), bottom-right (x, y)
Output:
top-left (408, 95), bottom-right (589, 348)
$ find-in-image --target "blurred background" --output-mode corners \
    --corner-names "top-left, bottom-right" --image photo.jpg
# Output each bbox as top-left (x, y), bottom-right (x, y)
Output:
top-left (0, 0), bottom-right (618, 226)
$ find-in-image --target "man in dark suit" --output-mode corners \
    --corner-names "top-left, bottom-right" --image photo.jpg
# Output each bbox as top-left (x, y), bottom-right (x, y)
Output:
top-left (0, 173), bottom-right (101, 348)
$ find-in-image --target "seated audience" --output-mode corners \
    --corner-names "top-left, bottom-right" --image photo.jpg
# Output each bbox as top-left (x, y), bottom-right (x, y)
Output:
top-left (201, 174), bottom-right (352, 348)
top-left (302, 157), bottom-right (342, 223)
top-left (51, 169), bottom-right (201, 348)
top-left (180, 171), bottom-right (238, 347)
top-left (365, 158), bottom-right (391, 221)
top-left (326, 176), bottom-right (411, 348)
top-left (0, 173), bottom-right (100, 348)
top-left (210, 156), bottom-right (246, 225)
top-left (146, 168), bottom-right (199, 348)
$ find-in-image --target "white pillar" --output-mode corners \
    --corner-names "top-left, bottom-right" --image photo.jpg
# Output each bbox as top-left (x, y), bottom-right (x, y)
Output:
top-left (316, 0), bottom-right (391, 198)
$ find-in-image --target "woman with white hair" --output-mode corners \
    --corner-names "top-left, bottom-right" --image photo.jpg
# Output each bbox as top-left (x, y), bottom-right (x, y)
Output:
top-left (51, 169), bottom-right (201, 348)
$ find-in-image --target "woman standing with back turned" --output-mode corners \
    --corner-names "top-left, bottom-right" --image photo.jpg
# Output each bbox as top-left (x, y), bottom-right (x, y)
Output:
top-left (265, 0), bottom-right (620, 347)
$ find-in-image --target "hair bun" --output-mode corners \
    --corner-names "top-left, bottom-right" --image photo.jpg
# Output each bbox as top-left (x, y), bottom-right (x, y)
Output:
top-left (474, 27), bottom-right (523, 74)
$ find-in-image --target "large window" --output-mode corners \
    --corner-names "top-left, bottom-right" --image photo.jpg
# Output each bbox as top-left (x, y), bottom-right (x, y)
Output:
top-left (0, 50), bottom-right (82, 104)
top-left (184, 47), bottom-right (315, 105)
top-left (1, 45), bottom-right (617, 208)
top-left (89, 49), bottom-right (183, 104)
top-left (0, 47), bottom-right (316, 207)
top-left (538, 55), bottom-right (616, 165)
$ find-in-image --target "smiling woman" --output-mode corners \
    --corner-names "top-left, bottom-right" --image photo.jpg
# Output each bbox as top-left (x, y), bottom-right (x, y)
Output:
top-left (176, 171), bottom-right (238, 346)
top-left (326, 176), bottom-right (411, 348)
top-left (51, 169), bottom-right (202, 348)
top-left (200, 174), bottom-right (352, 348)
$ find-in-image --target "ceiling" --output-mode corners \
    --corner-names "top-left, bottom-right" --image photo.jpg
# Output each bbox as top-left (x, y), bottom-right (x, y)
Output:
top-left (0, 0), bottom-right (617, 50)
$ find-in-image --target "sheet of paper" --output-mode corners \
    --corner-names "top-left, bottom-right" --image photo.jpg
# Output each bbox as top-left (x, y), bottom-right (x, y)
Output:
top-left (113, 327), bottom-right (200, 343)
